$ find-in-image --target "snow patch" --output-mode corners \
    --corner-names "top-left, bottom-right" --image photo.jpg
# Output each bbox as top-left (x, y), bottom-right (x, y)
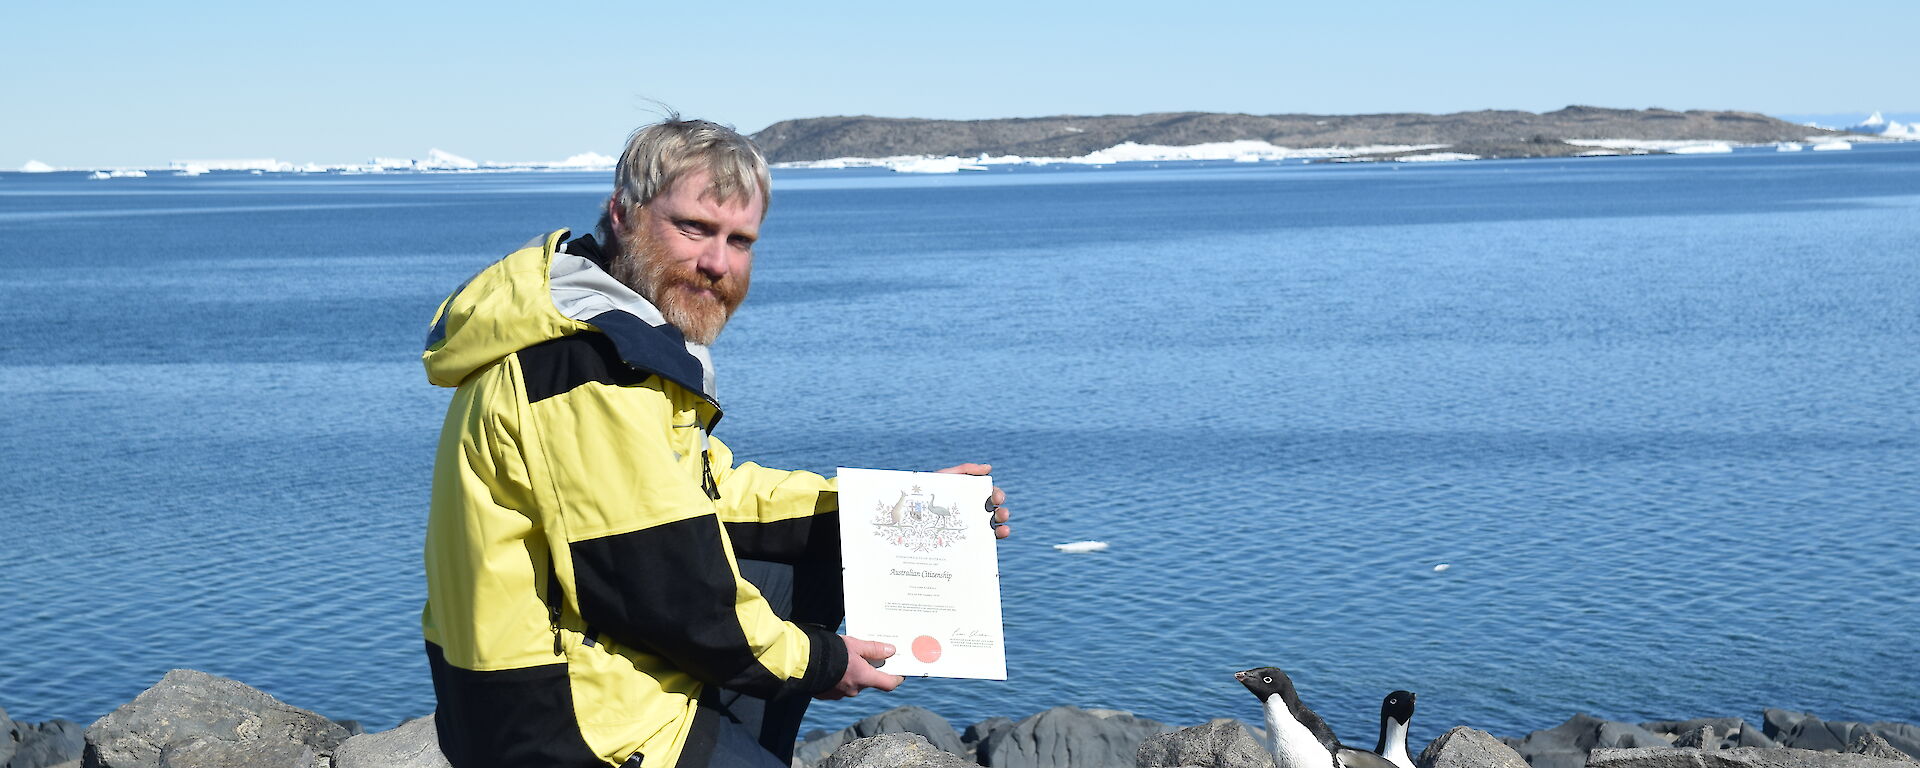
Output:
top-left (773, 140), bottom-right (1452, 173)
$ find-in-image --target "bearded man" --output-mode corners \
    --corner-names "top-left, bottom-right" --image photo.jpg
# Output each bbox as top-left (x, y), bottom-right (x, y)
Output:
top-left (419, 119), bottom-right (1010, 768)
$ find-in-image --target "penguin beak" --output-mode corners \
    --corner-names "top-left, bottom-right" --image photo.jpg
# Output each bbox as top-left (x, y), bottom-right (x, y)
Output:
top-left (1234, 670), bottom-right (1252, 682)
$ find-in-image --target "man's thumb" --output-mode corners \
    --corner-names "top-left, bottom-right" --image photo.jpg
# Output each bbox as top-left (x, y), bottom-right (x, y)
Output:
top-left (852, 638), bottom-right (896, 661)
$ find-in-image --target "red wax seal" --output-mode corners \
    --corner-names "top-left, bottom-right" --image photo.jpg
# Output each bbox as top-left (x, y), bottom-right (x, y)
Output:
top-left (912, 635), bottom-right (942, 663)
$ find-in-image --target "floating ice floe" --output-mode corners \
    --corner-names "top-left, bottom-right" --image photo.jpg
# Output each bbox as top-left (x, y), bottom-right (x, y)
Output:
top-left (1811, 140), bottom-right (1853, 151)
top-left (1776, 142), bottom-right (1804, 152)
top-left (890, 157), bottom-right (989, 174)
top-left (1052, 541), bottom-right (1109, 553)
top-left (20, 160), bottom-right (56, 173)
top-left (1394, 152), bottom-right (1481, 162)
top-left (89, 169), bottom-right (148, 179)
top-left (1666, 142), bottom-right (1734, 154)
top-left (1433, 563), bottom-right (1451, 572)
top-left (175, 165), bottom-right (210, 176)
top-left (171, 159), bottom-right (293, 173)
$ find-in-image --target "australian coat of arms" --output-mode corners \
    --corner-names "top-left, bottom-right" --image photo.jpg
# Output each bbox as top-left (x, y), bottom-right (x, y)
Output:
top-left (869, 484), bottom-right (971, 551)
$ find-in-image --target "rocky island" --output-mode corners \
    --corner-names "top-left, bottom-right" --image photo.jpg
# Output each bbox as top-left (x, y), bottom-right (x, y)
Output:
top-left (751, 106), bottom-right (1853, 164)
top-left (6, 669), bottom-right (1919, 768)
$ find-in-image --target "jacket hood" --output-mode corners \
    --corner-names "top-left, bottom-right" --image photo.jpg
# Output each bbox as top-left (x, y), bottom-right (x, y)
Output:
top-left (422, 230), bottom-right (718, 407)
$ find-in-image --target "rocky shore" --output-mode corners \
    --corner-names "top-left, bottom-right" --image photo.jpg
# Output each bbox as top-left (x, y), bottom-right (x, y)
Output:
top-left (6, 670), bottom-right (1917, 768)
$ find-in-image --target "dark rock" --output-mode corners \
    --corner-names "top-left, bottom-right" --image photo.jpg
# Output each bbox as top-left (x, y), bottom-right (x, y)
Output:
top-left (1768, 710), bottom-right (1853, 752)
top-left (1417, 726), bottom-right (1529, 768)
top-left (81, 669), bottom-right (349, 768)
top-left (1137, 719), bottom-right (1274, 768)
top-left (824, 733), bottom-right (974, 768)
top-left (795, 706), bottom-right (963, 767)
top-left (967, 717), bottom-right (1016, 748)
top-left (1502, 713), bottom-right (1669, 768)
top-left (332, 715), bottom-right (450, 768)
top-left (977, 706), bottom-right (1172, 768)
top-left (1589, 746), bottom-right (1914, 768)
top-left (1849, 733), bottom-right (1920, 765)
top-left (10, 719), bottom-right (86, 768)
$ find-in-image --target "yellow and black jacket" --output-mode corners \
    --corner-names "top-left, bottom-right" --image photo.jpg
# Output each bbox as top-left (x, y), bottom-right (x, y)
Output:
top-left (421, 230), bottom-right (845, 768)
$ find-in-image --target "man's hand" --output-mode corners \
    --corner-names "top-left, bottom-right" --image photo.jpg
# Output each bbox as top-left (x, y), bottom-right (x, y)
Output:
top-left (937, 463), bottom-right (1011, 539)
top-left (816, 636), bottom-right (905, 700)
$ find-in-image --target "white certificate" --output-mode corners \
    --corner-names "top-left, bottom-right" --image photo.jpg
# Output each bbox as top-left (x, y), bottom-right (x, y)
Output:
top-left (836, 467), bottom-right (1006, 680)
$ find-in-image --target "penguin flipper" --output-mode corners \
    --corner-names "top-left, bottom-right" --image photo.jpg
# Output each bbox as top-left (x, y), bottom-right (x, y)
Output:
top-left (1336, 747), bottom-right (1401, 768)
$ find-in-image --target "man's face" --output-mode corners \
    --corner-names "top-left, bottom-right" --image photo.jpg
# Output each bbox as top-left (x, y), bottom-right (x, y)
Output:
top-left (611, 168), bottom-right (762, 345)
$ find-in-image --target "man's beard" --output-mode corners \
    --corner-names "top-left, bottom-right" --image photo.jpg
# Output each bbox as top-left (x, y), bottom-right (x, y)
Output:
top-left (609, 230), bottom-right (749, 346)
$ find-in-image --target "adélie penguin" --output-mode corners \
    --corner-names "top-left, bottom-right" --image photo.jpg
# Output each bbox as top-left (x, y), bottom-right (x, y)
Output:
top-left (1374, 690), bottom-right (1416, 768)
top-left (1236, 667), bottom-right (1398, 768)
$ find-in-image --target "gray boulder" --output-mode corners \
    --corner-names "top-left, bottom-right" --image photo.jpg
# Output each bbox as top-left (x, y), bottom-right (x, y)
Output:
top-left (1589, 746), bottom-right (1915, 768)
top-left (1502, 713), bottom-right (1669, 768)
top-left (1848, 733), bottom-right (1920, 765)
top-left (824, 733), bottom-right (974, 768)
top-left (1418, 726), bottom-right (1530, 768)
top-left (1137, 718), bottom-right (1274, 768)
top-left (968, 718), bottom-right (1017, 748)
top-left (1763, 711), bottom-right (1920, 757)
top-left (796, 706), bottom-right (964, 767)
top-left (2, 706), bottom-right (14, 768)
top-left (81, 669), bottom-right (349, 768)
top-left (10, 718), bottom-right (86, 768)
top-left (978, 706), bottom-right (1173, 768)
top-left (331, 715), bottom-right (450, 768)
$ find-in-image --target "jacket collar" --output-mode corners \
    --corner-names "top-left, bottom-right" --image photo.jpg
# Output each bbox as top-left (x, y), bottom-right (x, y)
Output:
top-left (549, 234), bottom-right (720, 415)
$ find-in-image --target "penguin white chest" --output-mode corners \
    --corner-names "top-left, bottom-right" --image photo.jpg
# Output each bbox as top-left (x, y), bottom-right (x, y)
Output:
top-left (1263, 694), bottom-right (1335, 768)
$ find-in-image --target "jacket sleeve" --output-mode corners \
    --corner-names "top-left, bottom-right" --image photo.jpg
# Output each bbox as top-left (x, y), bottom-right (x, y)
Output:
top-left (527, 376), bottom-right (847, 699)
top-left (707, 435), bottom-right (839, 564)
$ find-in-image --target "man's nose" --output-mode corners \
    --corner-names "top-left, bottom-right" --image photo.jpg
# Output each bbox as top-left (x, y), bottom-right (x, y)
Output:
top-left (694, 239), bottom-right (730, 280)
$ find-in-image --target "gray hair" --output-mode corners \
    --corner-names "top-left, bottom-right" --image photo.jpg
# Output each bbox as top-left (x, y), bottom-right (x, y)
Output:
top-left (596, 118), bottom-right (772, 243)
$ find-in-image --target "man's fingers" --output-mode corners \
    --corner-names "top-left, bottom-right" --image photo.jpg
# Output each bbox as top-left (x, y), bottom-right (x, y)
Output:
top-left (990, 485), bottom-right (1006, 506)
top-left (869, 672), bottom-right (905, 692)
top-left (994, 524), bottom-right (1012, 539)
top-left (937, 463), bottom-right (991, 475)
top-left (992, 506), bottom-right (1010, 524)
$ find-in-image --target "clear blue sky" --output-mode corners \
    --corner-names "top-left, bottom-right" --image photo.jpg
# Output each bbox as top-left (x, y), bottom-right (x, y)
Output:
top-left (4, 0), bottom-right (1915, 168)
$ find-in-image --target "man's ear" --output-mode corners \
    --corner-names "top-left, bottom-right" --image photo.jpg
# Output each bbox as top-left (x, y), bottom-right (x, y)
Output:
top-left (607, 198), bottom-right (626, 233)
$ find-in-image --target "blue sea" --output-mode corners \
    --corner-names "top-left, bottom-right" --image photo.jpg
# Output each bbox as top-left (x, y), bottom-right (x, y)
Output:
top-left (3, 146), bottom-right (1917, 751)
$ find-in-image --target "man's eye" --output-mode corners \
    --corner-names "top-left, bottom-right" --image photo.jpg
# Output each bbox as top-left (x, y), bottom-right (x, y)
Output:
top-left (729, 236), bottom-right (754, 250)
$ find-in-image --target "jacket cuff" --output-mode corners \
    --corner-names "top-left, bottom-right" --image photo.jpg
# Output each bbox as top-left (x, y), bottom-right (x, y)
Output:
top-left (797, 624), bottom-right (849, 696)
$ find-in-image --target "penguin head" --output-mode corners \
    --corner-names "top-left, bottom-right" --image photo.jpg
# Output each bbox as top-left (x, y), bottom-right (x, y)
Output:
top-left (1381, 690), bottom-right (1416, 725)
top-left (1235, 666), bottom-right (1298, 702)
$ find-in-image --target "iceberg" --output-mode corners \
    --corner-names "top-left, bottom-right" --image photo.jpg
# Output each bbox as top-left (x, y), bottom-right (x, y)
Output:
top-left (170, 159), bottom-right (292, 172)
top-left (1776, 142), bottom-right (1804, 152)
top-left (888, 157), bottom-right (988, 174)
top-left (1850, 111), bottom-right (1919, 139)
top-left (418, 148), bottom-right (479, 170)
top-left (1052, 541), bottom-right (1109, 553)
top-left (89, 171), bottom-right (111, 179)
top-left (20, 160), bottom-right (56, 173)
top-left (1811, 140), bottom-right (1852, 151)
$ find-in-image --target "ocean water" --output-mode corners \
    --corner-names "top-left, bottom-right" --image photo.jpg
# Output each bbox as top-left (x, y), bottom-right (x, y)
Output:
top-left (2, 147), bottom-right (1917, 751)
